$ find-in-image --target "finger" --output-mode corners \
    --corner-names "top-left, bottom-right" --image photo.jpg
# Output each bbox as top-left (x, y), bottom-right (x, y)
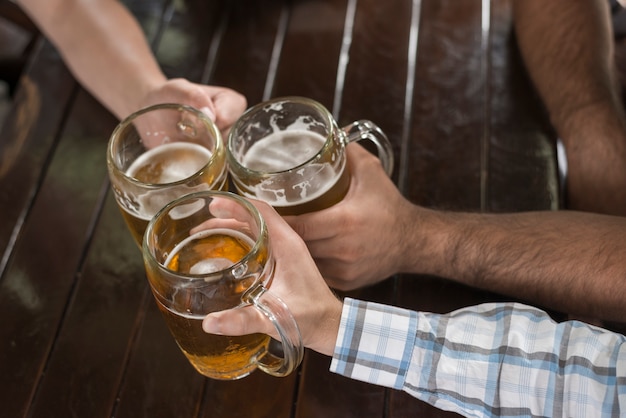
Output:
top-left (212, 88), bottom-right (247, 130)
top-left (301, 236), bottom-right (344, 259)
top-left (187, 195), bottom-right (254, 235)
top-left (248, 199), bottom-right (295, 239)
top-left (314, 257), bottom-right (385, 292)
top-left (172, 79), bottom-right (217, 116)
top-left (284, 211), bottom-right (341, 241)
top-left (199, 106), bottom-right (216, 122)
top-left (208, 195), bottom-right (255, 222)
top-left (189, 218), bottom-right (250, 236)
top-left (248, 200), bottom-right (319, 262)
top-left (203, 305), bottom-right (276, 339)
top-left (346, 141), bottom-right (381, 170)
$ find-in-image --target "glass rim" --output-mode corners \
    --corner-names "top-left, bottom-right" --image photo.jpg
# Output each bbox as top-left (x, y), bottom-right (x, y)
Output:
top-left (107, 103), bottom-right (225, 188)
top-left (226, 96), bottom-right (340, 176)
top-left (142, 190), bottom-right (269, 281)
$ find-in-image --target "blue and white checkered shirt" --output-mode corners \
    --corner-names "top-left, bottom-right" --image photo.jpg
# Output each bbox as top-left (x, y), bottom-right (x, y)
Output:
top-left (331, 298), bottom-right (626, 417)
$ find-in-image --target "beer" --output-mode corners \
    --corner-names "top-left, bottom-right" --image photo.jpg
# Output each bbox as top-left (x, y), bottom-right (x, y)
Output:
top-left (118, 142), bottom-right (222, 245)
top-left (151, 229), bottom-right (271, 380)
top-left (155, 303), bottom-right (269, 380)
top-left (269, 166), bottom-right (349, 215)
top-left (236, 130), bottom-right (350, 215)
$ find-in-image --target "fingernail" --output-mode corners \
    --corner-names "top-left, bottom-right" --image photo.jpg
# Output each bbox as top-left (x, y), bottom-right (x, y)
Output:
top-left (200, 106), bottom-right (216, 121)
top-left (202, 316), bottom-right (222, 334)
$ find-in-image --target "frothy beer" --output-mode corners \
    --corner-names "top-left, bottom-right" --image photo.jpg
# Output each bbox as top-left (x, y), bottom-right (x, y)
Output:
top-left (120, 142), bottom-right (215, 245)
top-left (152, 229), bottom-right (271, 380)
top-left (237, 130), bottom-right (349, 215)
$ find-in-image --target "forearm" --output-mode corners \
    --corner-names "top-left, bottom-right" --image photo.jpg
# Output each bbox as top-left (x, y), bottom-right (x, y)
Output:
top-left (513, 0), bottom-right (626, 215)
top-left (410, 209), bottom-right (626, 321)
top-left (332, 300), bottom-right (626, 417)
top-left (18, 0), bottom-right (166, 119)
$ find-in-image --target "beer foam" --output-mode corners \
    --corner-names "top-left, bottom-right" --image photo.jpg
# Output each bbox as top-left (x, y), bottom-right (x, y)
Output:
top-left (188, 258), bottom-right (233, 275)
top-left (241, 130), bottom-right (325, 172)
top-left (127, 142), bottom-right (212, 184)
top-left (254, 163), bottom-right (342, 207)
top-left (125, 185), bottom-right (209, 222)
top-left (237, 129), bottom-right (343, 206)
top-left (123, 142), bottom-right (213, 220)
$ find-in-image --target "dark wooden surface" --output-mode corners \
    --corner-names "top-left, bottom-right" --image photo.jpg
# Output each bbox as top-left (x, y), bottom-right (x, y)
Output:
top-left (0, 0), bottom-right (562, 417)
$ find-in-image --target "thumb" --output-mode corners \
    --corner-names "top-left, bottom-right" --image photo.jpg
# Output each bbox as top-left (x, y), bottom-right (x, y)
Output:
top-left (202, 305), bottom-right (274, 338)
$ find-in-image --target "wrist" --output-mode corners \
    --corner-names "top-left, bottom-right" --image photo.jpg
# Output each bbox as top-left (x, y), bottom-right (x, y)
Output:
top-left (308, 296), bottom-right (343, 357)
top-left (114, 74), bottom-right (168, 120)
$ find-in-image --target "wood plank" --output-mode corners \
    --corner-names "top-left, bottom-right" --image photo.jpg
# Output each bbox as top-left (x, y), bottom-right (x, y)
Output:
top-left (0, 86), bottom-right (115, 417)
top-left (403, 0), bottom-right (485, 211)
top-left (0, 39), bottom-right (76, 273)
top-left (211, 0), bottom-right (289, 104)
top-left (198, 370), bottom-right (298, 418)
top-left (154, 0), bottom-right (224, 81)
top-left (24, 179), bottom-right (146, 418)
top-left (271, 0), bottom-right (349, 106)
top-left (486, 0), bottom-right (559, 212)
top-left (338, 0), bottom-right (412, 179)
top-left (113, 289), bottom-right (208, 418)
top-left (0, 41), bottom-right (84, 418)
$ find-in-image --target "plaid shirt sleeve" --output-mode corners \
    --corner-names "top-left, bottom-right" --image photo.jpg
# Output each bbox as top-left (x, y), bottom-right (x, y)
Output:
top-left (330, 298), bottom-right (626, 418)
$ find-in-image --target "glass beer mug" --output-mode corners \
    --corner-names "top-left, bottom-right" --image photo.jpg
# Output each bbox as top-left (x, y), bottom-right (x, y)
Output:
top-left (227, 96), bottom-right (394, 215)
top-left (107, 103), bottom-right (227, 246)
top-left (142, 191), bottom-right (303, 380)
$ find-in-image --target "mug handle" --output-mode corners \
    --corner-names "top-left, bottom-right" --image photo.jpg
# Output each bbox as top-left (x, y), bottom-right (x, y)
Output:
top-left (243, 285), bottom-right (304, 377)
top-left (342, 120), bottom-right (394, 177)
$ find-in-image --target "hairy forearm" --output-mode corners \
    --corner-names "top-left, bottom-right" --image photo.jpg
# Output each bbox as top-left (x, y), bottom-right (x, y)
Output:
top-left (411, 209), bottom-right (626, 322)
top-left (513, 0), bottom-right (626, 215)
top-left (514, 0), bottom-right (617, 122)
top-left (18, 0), bottom-right (166, 119)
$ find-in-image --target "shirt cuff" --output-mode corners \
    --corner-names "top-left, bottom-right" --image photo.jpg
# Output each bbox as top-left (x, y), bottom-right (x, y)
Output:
top-left (330, 297), bottom-right (418, 390)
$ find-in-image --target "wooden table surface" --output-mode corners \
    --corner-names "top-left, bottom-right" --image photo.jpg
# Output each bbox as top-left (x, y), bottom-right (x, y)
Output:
top-left (0, 0), bottom-right (562, 417)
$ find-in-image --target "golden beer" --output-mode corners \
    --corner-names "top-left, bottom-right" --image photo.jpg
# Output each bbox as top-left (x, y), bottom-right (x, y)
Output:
top-left (234, 130), bottom-right (350, 215)
top-left (149, 229), bottom-right (271, 380)
top-left (271, 166), bottom-right (349, 216)
top-left (155, 303), bottom-right (269, 380)
top-left (118, 142), bottom-right (225, 245)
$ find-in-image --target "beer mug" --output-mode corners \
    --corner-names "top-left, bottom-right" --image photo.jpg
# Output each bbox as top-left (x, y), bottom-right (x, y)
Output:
top-left (107, 103), bottom-right (227, 246)
top-left (227, 96), bottom-right (394, 215)
top-left (142, 191), bottom-right (303, 380)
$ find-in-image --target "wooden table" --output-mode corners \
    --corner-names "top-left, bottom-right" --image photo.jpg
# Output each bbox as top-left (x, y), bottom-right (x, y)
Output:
top-left (0, 0), bottom-right (562, 417)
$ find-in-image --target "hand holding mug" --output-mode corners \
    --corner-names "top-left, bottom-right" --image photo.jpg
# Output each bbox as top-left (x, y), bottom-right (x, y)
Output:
top-left (143, 191), bottom-right (304, 379)
top-left (227, 96), bottom-right (394, 215)
top-left (107, 103), bottom-right (227, 246)
top-left (202, 197), bottom-right (344, 358)
top-left (285, 143), bottom-right (421, 290)
top-left (137, 78), bottom-right (247, 138)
